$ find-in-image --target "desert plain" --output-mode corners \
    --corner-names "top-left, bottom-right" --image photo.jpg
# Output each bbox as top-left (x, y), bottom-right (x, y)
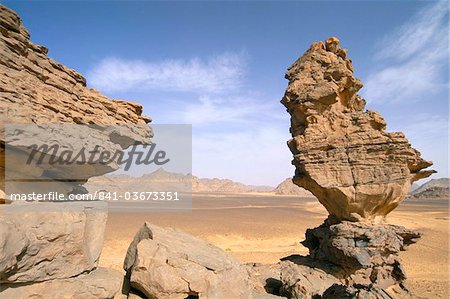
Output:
top-left (100, 194), bottom-right (449, 298)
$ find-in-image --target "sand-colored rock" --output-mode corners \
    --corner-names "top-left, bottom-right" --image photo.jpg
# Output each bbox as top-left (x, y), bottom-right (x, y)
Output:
top-left (0, 201), bottom-right (107, 283)
top-left (281, 37), bottom-right (435, 221)
top-left (0, 267), bottom-right (122, 299)
top-left (0, 4), bottom-right (152, 197)
top-left (123, 222), bottom-right (276, 299)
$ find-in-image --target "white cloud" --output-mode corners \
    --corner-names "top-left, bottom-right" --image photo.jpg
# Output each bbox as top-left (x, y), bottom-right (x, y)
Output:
top-left (181, 95), bottom-right (284, 125)
top-left (87, 52), bottom-right (246, 93)
top-left (362, 1), bottom-right (448, 104)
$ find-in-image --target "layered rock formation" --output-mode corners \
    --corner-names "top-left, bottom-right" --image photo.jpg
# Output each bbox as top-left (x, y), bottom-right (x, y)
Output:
top-left (0, 5), bottom-right (152, 298)
top-left (274, 37), bottom-right (434, 298)
top-left (281, 37), bottom-right (435, 221)
top-left (0, 4), bottom-right (152, 199)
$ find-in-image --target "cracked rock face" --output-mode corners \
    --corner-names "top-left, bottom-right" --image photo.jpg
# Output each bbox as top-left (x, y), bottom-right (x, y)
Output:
top-left (281, 37), bottom-right (435, 221)
top-left (123, 223), bottom-right (276, 299)
top-left (0, 201), bottom-right (108, 284)
top-left (302, 220), bottom-right (420, 294)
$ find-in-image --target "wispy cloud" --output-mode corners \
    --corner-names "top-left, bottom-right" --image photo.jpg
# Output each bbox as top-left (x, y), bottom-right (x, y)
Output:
top-left (181, 95), bottom-right (284, 125)
top-left (87, 52), bottom-right (246, 94)
top-left (362, 1), bottom-right (448, 104)
top-left (376, 1), bottom-right (448, 61)
top-left (390, 113), bottom-right (449, 178)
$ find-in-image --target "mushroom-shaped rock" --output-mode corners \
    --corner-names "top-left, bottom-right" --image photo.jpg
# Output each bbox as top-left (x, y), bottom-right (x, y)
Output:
top-left (281, 37), bottom-right (435, 221)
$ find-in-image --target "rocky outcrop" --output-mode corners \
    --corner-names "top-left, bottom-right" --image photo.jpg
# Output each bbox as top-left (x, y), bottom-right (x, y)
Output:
top-left (246, 219), bottom-right (420, 298)
top-left (281, 37), bottom-right (435, 222)
top-left (123, 222), bottom-right (277, 299)
top-left (267, 37), bottom-right (432, 298)
top-left (0, 4), bottom-right (152, 198)
top-left (0, 201), bottom-right (122, 298)
top-left (273, 178), bottom-right (313, 196)
top-left (0, 5), bottom-right (150, 298)
top-left (303, 220), bottom-right (420, 296)
top-left (409, 178), bottom-right (449, 200)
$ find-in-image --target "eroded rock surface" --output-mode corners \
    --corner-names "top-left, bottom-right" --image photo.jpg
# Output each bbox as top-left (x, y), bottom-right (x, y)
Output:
top-left (247, 261), bottom-right (340, 298)
top-left (0, 4), bottom-right (152, 198)
top-left (0, 201), bottom-right (107, 283)
top-left (124, 222), bottom-right (275, 299)
top-left (302, 219), bottom-right (420, 297)
top-left (0, 201), bottom-right (122, 298)
top-left (0, 267), bottom-right (122, 299)
top-left (281, 37), bottom-right (435, 221)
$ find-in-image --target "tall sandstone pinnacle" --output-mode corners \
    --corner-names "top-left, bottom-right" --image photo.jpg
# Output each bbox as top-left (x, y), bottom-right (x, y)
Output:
top-left (281, 37), bottom-right (435, 222)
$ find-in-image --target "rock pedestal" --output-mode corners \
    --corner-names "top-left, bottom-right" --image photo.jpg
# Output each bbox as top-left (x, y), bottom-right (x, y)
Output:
top-left (302, 219), bottom-right (421, 297)
top-left (276, 37), bottom-right (435, 298)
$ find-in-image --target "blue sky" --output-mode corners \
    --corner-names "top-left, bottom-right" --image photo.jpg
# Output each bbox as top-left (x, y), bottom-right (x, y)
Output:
top-left (5, 0), bottom-right (449, 186)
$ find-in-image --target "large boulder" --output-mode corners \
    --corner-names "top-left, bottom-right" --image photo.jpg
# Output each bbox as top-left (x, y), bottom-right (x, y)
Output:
top-left (0, 201), bottom-right (107, 283)
top-left (281, 37), bottom-right (435, 221)
top-left (124, 222), bottom-right (272, 299)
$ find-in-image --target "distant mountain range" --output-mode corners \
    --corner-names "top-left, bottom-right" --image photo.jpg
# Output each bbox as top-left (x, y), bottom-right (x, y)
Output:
top-left (86, 168), bottom-right (309, 195)
top-left (273, 178), bottom-right (313, 197)
top-left (86, 169), bottom-right (448, 199)
top-left (408, 178), bottom-right (450, 200)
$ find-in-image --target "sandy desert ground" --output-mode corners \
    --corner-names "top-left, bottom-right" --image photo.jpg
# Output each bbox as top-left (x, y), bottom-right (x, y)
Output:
top-left (100, 194), bottom-right (449, 298)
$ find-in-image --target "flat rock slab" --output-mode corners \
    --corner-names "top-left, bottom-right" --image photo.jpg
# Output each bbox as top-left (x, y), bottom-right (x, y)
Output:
top-left (0, 267), bottom-right (122, 299)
